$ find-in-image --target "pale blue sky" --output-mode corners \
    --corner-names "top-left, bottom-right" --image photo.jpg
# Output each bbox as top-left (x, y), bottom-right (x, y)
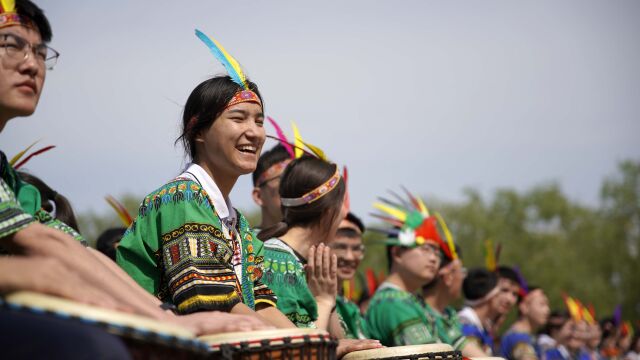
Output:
top-left (2, 0), bottom-right (639, 223)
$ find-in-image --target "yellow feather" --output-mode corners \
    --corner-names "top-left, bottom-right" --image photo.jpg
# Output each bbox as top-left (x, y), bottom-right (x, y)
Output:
top-left (417, 197), bottom-right (430, 217)
top-left (485, 239), bottom-right (496, 271)
top-left (302, 141), bottom-right (328, 162)
top-left (1, 0), bottom-right (16, 12)
top-left (292, 122), bottom-right (304, 159)
top-left (210, 37), bottom-right (246, 87)
top-left (435, 212), bottom-right (458, 260)
top-left (9, 140), bottom-right (39, 167)
top-left (373, 202), bottom-right (407, 222)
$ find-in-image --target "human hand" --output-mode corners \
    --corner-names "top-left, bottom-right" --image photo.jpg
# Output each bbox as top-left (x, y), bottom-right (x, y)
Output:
top-left (306, 243), bottom-right (337, 307)
top-left (172, 311), bottom-right (274, 335)
top-left (336, 338), bottom-right (383, 358)
top-left (0, 256), bottom-right (120, 311)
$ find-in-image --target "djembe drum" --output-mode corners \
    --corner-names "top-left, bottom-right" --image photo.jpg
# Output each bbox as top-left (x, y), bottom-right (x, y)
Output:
top-left (342, 343), bottom-right (462, 360)
top-left (1, 291), bottom-right (208, 359)
top-left (200, 328), bottom-right (338, 360)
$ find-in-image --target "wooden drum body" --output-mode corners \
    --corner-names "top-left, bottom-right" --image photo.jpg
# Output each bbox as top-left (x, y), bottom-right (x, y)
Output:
top-left (342, 343), bottom-right (462, 360)
top-left (200, 328), bottom-right (338, 360)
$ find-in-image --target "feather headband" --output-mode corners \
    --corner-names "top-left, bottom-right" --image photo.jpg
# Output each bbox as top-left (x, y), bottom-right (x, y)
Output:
top-left (105, 195), bottom-right (133, 227)
top-left (371, 187), bottom-right (455, 259)
top-left (195, 29), bottom-right (261, 109)
top-left (0, 0), bottom-right (33, 29)
top-left (264, 117), bottom-right (344, 208)
top-left (10, 140), bottom-right (56, 170)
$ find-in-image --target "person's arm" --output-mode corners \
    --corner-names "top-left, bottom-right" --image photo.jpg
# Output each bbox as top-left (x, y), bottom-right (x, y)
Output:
top-left (306, 243), bottom-right (338, 331)
top-left (7, 222), bottom-right (168, 319)
top-left (255, 304), bottom-right (296, 328)
top-left (462, 340), bottom-right (489, 357)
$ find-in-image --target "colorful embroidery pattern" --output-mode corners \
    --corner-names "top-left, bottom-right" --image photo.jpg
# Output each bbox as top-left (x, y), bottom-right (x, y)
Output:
top-left (0, 178), bottom-right (34, 239)
top-left (117, 178), bottom-right (276, 314)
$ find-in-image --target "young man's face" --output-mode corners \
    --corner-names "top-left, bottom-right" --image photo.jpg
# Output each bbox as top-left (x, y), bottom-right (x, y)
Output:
top-left (522, 289), bottom-right (550, 328)
top-left (330, 220), bottom-right (364, 281)
top-left (445, 259), bottom-right (466, 298)
top-left (253, 169), bottom-right (283, 224)
top-left (395, 242), bottom-right (442, 286)
top-left (489, 278), bottom-right (520, 316)
top-left (0, 25), bottom-right (46, 122)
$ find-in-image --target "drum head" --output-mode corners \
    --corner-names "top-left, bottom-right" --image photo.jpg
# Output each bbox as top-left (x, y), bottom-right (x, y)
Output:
top-left (342, 343), bottom-right (455, 360)
top-left (3, 291), bottom-right (194, 339)
top-left (200, 327), bottom-right (330, 345)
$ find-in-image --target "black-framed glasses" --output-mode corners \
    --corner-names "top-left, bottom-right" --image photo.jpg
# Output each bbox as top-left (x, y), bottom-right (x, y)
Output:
top-left (0, 33), bottom-right (59, 70)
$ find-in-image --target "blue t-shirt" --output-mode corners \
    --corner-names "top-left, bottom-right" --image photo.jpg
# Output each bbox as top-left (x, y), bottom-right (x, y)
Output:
top-left (500, 331), bottom-right (539, 360)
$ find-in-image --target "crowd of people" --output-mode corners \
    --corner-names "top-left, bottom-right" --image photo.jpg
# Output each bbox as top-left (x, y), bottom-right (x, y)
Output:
top-left (0, 1), bottom-right (637, 359)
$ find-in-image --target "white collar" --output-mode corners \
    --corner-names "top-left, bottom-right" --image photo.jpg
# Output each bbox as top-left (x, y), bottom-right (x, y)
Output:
top-left (179, 163), bottom-right (235, 220)
top-left (458, 306), bottom-right (484, 330)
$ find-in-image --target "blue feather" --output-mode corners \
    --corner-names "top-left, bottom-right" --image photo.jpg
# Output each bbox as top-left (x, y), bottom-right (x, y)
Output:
top-left (195, 29), bottom-right (245, 87)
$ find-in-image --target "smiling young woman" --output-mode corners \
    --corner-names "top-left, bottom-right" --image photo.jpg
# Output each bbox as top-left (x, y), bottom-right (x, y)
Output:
top-left (116, 75), bottom-right (293, 327)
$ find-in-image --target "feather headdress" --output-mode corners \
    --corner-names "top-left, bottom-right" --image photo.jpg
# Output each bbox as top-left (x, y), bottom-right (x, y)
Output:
top-left (0, 0), bottom-right (28, 28)
top-left (10, 140), bottom-right (56, 170)
top-left (264, 118), bottom-right (343, 208)
top-left (372, 188), bottom-right (455, 259)
top-left (195, 29), bottom-right (261, 108)
top-left (105, 195), bottom-right (133, 227)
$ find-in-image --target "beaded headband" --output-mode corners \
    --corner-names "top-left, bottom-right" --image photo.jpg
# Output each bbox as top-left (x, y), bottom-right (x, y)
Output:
top-left (226, 89), bottom-right (262, 109)
top-left (256, 159), bottom-right (291, 187)
top-left (280, 167), bottom-right (341, 207)
top-left (0, 0), bottom-right (33, 29)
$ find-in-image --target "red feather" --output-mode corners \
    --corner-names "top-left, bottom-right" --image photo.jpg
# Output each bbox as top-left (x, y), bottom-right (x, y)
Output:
top-left (14, 145), bottom-right (56, 169)
top-left (267, 117), bottom-right (294, 158)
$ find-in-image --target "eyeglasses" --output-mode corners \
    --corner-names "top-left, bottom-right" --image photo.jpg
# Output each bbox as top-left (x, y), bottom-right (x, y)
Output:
top-left (0, 33), bottom-right (59, 70)
top-left (329, 243), bottom-right (365, 259)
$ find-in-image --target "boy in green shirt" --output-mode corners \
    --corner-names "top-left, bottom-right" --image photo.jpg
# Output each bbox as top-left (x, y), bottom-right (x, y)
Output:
top-left (331, 212), bottom-right (368, 339)
top-left (365, 192), bottom-right (448, 347)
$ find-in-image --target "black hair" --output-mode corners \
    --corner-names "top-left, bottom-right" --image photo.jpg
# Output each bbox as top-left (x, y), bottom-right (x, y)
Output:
top-left (252, 144), bottom-right (290, 186)
top-left (258, 156), bottom-right (345, 242)
top-left (345, 212), bottom-right (365, 233)
top-left (96, 227), bottom-right (126, 262)
top-left (176, 76), bottom-right (262, 162)
top-left (539, 310), bottom-right (570, 336)
top-left (462, 267), bottom-right (499, 301)
top-left (497, 265), bottom-right (520, 285)
top-left (18, 171), bottom-right (80, 232)
top-left (16, 0), bottom-right (52, 42)
top-left (335, 227), bottom-right (361, 239)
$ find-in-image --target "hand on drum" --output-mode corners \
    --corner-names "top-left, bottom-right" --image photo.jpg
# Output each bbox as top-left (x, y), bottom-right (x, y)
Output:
top-left (0, 256), bottom-right (122, 311)
top-left (337, 338), bottom-right (383, 359)
top-left (171, 311), bottom-right (274, 336)
top-left (306, 243), bottom-right (338, 307)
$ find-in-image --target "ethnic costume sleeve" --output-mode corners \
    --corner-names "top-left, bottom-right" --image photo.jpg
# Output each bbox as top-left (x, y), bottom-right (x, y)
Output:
top-left (365, 285), bottom-right (437, 347)
top-left (261, 238), bottom-right (318, 328)
top-left (237, 215), bottom-right (277, 309)
top-left (500, 332), bottom-right (539, 360)
top-left (424, 304), bottom-right (467, 351)
top-left (117, 179), bottom-right (244, 314)
top-left (0, 178), bottom-right (35, 240)
top-left (336, 295), bottom-right (369, 339)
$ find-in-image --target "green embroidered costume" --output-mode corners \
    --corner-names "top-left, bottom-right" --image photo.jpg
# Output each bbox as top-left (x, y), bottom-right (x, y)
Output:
top-left (116, 164), bottom-right (276, 314)
top-left (366, 283), bottom-right (437, 347)
top-left (336, 295), bottom-right (368, 339)
top-left (261, 238), bottom-right (318, 328)
top-left (0, 151), bottom-right (84, 244)
top-left (424, 303), bottom-right (467, 350)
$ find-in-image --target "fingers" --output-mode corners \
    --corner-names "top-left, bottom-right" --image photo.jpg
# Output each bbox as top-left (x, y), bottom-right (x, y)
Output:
top-left (337, 339), bottom-right (383, 357)
top-left (322, 244), bottom-right (331, 279)
top-left (307, 245), bottom-right (316, 278)
top-left (315, 243), bottom-right (324, 278)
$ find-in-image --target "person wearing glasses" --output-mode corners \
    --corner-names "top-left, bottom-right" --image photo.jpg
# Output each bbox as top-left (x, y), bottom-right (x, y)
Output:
top-left (422, 245), bottom-right (489, 357)
top-left (330, 212), bottom-right (369, 339)
top-left (251, 143), bottom-right (291, 232)
top-left (0, 2), bottom-right (270, 355)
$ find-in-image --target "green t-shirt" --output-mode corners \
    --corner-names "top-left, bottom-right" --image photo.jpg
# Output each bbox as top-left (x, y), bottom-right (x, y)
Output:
top-left (261, 238), bottom-right (318, 328)
top-left (116, 173), bottom-right (276, 314)
top-left (366, 283), bottom-right (438, 347)
top-left (424, 303), bottom-right (467, 350)
top-left (336, 295), bottom-right (368, 339)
